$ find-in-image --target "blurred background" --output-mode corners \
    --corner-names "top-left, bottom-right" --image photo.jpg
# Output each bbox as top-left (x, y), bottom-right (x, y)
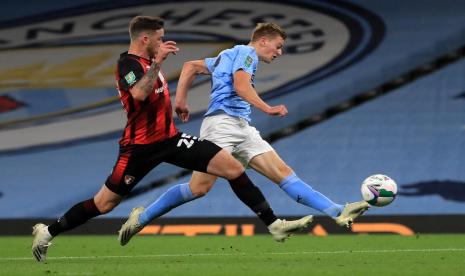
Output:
top-left (1, 0), bottom-right (464, 235)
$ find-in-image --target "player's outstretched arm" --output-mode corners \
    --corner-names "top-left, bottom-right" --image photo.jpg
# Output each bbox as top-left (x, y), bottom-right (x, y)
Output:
top-left (175, 60), bottom-right (210, 122)
top-left (233, 70), bottom-right (288, 117)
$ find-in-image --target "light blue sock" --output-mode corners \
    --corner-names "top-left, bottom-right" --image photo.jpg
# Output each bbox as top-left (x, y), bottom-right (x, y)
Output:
top-left (139, 183), bottom-right (198, 225)
top-left (279, 173), bottom-right (343, 218)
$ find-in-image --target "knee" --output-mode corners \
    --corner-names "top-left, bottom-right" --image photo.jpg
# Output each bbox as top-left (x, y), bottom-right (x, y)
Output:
top-left (208, 150), bottom-right (245, 180)
top-left (190, 182), bottom-right (214, 197)
top-left (94, 200), bottom-right (117, 214)
top-left (225, 163), bottom-right (245, 180)
top-left (190, 186), bottom-right (210, 197)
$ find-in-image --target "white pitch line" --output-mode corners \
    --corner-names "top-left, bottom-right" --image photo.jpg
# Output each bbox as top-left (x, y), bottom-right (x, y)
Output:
top-left (2, 248), bottom-right (465, 261)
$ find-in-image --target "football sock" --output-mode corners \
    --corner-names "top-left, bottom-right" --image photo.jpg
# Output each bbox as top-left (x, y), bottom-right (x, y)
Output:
top-left (139, 183), bottom-right (198, 225)
top-left (48, 198), bottom-right (101, 237)
top-left (229, 172), bottom-right (277, 226)
top-left (279, 173), bottom-right (343, 218)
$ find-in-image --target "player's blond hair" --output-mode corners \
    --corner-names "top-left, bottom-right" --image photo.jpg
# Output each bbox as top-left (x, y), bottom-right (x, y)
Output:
top-left (251, 23), bottom-right (287, 42)
top-left (129, 16), bottom-right (164, 41)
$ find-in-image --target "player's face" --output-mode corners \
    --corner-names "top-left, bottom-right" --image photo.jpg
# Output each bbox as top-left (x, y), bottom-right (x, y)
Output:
top-left (261, 35), bottom-right (285, 64)
top-left (146, 28), bottom-right (165, 60)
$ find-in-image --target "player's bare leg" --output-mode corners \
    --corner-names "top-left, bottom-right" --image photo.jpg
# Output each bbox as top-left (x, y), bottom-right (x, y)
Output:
top-left (249, 151), bottom-right (370, 226)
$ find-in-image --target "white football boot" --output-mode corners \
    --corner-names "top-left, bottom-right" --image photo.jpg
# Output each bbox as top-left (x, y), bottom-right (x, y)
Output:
top-left (118, 207), bottom-right (145, 246)
top-left (268, 215), bottom-right (313, 242)
top-left (32, 223), bottom-right (53, 262)
top-left (334, 201), bottom-right (370, 228)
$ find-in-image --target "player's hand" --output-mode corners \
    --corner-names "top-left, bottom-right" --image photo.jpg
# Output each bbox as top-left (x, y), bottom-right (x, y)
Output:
top-left (266, 105), bottom-right (288, 117)
top-left (175, 101), bottom-right (190, 122)
top-left (155, 41), bottom-right (179, 63)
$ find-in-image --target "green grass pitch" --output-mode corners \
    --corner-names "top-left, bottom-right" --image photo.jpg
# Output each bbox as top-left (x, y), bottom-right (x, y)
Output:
top-left (1, 234), bottom-right (465, 275)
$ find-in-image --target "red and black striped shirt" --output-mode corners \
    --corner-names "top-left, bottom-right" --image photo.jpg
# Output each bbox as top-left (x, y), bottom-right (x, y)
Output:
top-left (115, 52), bottom-right (178, 146)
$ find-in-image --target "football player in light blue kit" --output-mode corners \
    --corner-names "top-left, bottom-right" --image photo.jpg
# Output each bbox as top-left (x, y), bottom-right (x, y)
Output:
top-left (119, 23), bottom-right (369, 245)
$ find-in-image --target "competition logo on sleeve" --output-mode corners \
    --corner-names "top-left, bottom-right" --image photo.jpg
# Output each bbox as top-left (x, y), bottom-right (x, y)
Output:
top-left (124, 71), bottom-right (136, 86)
top-left (244, 56), bottom-right (253, 68)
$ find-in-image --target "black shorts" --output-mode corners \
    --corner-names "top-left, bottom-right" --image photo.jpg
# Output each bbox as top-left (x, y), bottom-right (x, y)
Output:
top-left (105, 132), bottom-right (222, 196)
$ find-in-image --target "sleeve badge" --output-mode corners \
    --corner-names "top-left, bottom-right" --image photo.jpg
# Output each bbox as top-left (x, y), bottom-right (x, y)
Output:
top-left (244, 56), bottom-right (253, 68)
top-left (124, 71), bottom-right (137, 86)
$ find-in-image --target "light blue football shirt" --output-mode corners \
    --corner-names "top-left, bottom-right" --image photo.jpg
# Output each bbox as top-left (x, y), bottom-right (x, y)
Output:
top-left (204, 45), bottom-right (258, 122)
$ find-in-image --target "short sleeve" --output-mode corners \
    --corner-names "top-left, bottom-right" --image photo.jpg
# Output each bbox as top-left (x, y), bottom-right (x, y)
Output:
top-left (232, 47), bottom-right (257, 76)
top-left (204, 57), bottom-right (217, 73)
top-left (117, 58), bottom-right (145, 91)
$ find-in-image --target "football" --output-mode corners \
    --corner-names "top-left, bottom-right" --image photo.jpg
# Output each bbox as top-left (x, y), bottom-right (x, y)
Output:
top-left (361, 174), bottom-right (397, 206)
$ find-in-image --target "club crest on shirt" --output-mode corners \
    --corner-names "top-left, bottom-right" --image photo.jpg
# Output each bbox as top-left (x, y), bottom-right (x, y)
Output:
top-left (244, 56), bottom-right (253, 68)
top-left (124, 175), bottom-right (135, 185)
top-left (124, 71), bottom-right (137, 86)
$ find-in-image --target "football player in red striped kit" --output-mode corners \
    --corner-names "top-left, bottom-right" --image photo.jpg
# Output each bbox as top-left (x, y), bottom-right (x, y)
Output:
top-left (31, 16), bottom-right (312, 262)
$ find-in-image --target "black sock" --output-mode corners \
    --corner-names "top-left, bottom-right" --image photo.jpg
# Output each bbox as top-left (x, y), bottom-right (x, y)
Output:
top-left (228, 172), bottom-right (277, 226)
top-left (48, 198), bottom-right (101, 237)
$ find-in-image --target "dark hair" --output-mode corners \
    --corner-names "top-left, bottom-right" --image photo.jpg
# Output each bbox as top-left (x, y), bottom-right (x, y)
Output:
top-left (129, 16), bottom-right (164, 40)
top-left (251, 23), bottom-right (287, 42)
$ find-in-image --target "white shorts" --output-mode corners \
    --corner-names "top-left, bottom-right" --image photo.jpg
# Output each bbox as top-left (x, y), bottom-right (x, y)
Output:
top-left (200, 114), bottom-right (274, 166)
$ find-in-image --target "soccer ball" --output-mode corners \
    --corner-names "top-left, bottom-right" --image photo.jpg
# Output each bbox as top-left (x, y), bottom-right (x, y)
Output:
top-left (361, 174), bottom-right (397, 206)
